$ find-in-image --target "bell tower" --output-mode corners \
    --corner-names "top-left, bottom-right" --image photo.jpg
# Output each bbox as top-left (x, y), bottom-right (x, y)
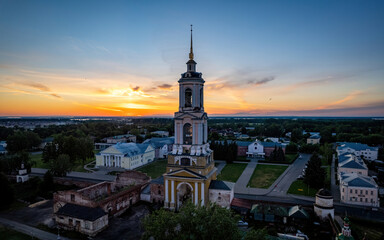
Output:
top-left (163, 26), bottom-right (216, 210)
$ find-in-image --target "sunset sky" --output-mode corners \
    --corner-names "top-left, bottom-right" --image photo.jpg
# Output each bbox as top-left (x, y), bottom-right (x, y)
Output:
top-left (0, 0), bottom-right (383, 117)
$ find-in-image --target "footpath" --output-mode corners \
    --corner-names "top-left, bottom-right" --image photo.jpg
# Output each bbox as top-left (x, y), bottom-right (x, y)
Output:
top-left (0, 217), bottom-right (70, 240)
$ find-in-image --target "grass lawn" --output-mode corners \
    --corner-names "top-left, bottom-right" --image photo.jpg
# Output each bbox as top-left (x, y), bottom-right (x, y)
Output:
top-left (287, 180), bottom-right (318, 197)
top-left (285, 153), bottom-right (299, 163)
top-left (136, 159), bottom-right (167, 179)
top-left (30, 153), bottom-right (49, 168)
top-left (247, 164), bottom-right (288, 188)
top-left (31, 153), bottom-right (94, 172)
top-left (217, 163), bottom-right (247, 182)
top-left (325, 165), bottom-right (331, 188)
top-left (0, 225), bottom-right (31, 240)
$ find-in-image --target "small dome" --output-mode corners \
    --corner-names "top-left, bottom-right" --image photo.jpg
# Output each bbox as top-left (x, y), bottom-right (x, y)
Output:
top-left (316, 188), bottom-right (332, 197)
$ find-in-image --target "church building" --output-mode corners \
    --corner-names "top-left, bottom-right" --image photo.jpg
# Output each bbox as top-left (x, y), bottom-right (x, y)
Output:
top-left (163, 27), bottom-right (233, 210)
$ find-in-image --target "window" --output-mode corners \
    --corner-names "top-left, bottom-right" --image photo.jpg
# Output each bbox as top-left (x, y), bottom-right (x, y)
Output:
top-left (181, 158), bottom-right (191, 166)
top-left (158, 190), bottom-right (161, 194)
top-left (342, 188), bottom-right (344, 192)
top-left (185, 88), bottom-right (192, 107)
top-left (71, 194), bottom-right (75, 202)
top-left (360, 190), bottom-right (363, 194)
top-left (366, 190), bottom-right (368, 195)
top-left (350, 197), bottom-right (352, 201)
top-left (200, 88), bottom-right (203, 107)
top-left (183, 123), bottom-right (192, 144)
top-left (350, 189), bottom-right (352, 193)
top-left (371, 191), bottom-right (373, 195)
top-left (355, 190), bottom-right (357, 194)
top-left (365, 198), bottom-right (368, 202)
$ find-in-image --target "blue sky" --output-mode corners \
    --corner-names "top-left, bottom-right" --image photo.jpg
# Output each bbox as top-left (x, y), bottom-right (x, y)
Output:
top-left (0, 0), bottom-right (383, 116)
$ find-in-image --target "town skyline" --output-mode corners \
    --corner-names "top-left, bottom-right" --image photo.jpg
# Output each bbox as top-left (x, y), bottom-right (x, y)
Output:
top-left (0, 0), bottom-right (383, 117)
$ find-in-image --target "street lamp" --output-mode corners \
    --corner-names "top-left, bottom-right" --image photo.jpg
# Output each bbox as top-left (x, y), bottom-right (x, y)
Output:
top-left (57, 226), bottom-right (60, 240)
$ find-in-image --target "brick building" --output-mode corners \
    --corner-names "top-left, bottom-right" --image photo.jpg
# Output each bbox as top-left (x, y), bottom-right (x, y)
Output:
top-left (54, 171), bottom-right (150, 236)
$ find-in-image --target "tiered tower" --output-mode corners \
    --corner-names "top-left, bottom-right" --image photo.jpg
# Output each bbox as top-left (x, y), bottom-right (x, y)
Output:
top-left (163, 26), bottom-right (216, 210)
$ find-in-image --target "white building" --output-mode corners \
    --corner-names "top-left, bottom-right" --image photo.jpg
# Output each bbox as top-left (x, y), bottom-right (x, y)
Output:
top-left (314, 189), bottom-right (334, 220)
top-left (143, 137), bottom-right (174, 159)
top-left (307, 134), bottom-right (321, 144)
top-left (338, 153), bottom-right (368, 178)
top-left (208, 180), bottom-right (235, 209)
top-left (264, 137), bottom-right (279, 143)
top-left (339, 172), bottom-right (379, 207)
top-left (151, 131), bottom-right (169, 137)
top-left (336, 142), bottom-right (378, 161)
top-left (246, 141), bottom-right (264, 157)
top-left (96, 143), bottom-right (155, 170)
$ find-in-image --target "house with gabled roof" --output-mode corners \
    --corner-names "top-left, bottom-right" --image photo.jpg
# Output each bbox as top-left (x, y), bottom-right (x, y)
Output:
top-left (339, 172), bottom-right (379, 207)
top-left (336, 142), bottom-right (378, 161)
top-left (338, 153), bottom-right (368, 178)
top-left (143, 137), bottom-right (174, 158)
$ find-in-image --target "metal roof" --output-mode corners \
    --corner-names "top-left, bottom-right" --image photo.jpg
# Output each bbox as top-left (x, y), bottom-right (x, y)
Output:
top-left (56, 203), bottom-right (106, 221)
top-left (340, 173), bottom-right (377, 188)
top-left (209, 180), bottom-right (234, 191)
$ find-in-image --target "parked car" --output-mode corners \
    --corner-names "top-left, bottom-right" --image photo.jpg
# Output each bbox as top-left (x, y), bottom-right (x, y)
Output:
top-left (237, 220), bottom-right (248, 227)
top-left (297, 175), bottom-right (304, 180)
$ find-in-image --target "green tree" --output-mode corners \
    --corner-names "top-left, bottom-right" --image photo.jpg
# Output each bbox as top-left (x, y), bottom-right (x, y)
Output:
top-left (77, 137), bottom-right (94, 165)
top-left (49, 154), bottom-right (72, 177)
top-left (0, 173), bottom-right (14, 209)
top-left (304, 153), bottom-right (325, 189)
top-left (42, 142), bottom-right (58, 163)
top-left (286, 142), bottom-right (298, 154)
top-left (319, 143), bottom-right (333, 165)
top-left (142, 202), bottom-right (242, 240)
top-left (320, 127), bottom-right (333, 143)
top-left (6, 131), bottom-right (41, 153)
top-left (6, 131), bottom-right (28, 153)
top-left (39, 171), bottom-right (55, 198)
top-left (291, 128), bottom-right (303, 143)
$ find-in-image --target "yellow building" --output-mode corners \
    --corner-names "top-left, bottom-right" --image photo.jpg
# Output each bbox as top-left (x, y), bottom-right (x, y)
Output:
top-left (164, 27), bottom-right (218, 210)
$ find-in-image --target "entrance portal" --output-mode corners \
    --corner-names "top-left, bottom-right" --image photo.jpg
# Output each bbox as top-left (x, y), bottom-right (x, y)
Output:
top-left (177, 182), bottom-right (193, 209)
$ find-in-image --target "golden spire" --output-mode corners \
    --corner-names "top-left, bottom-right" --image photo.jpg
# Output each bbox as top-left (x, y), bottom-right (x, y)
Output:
top-left (189, 24), bottom-right (194, 60)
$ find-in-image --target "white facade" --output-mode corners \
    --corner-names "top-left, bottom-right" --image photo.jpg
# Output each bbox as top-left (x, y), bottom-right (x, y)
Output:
top-left (339, 173), bottom-right (379, 207)
top-left (246, 141), bottom-right (264, 157)
top-left (338, 154), bottom-right (368, 179)
top-left (337, 142), bottom-right (378, 161)
top-left (314, 189), bottom-right (334, 220)
top-left (95, 143), bottom-right (155, 170)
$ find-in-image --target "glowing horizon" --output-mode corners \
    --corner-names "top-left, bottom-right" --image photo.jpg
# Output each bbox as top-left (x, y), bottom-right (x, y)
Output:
top-left (1, 1), bottom-right (383, 117)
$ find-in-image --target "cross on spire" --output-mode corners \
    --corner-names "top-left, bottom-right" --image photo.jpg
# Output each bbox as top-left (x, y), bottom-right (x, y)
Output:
top-left (189, 24), bottom-right (194, 60)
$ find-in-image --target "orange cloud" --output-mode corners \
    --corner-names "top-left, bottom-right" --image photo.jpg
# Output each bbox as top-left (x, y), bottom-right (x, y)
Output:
top-left (316, 91), bottom-right (362, 110)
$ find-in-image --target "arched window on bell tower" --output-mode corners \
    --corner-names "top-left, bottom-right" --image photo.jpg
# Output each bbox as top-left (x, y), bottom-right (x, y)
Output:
top-left (200, 88), bottom-right (203, 108)
top-left (183, 123), bottom-right (192, 144)
top-left (185, 88), bottom-right (192, 107)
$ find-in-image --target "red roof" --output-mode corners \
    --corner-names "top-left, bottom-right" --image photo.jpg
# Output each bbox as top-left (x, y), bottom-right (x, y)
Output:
top-left (231, 198), bottom-right (253, 209)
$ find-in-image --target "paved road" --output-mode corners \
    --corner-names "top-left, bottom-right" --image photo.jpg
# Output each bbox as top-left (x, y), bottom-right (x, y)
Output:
top-left (267, 153), bottom-right (311, 197)
top-left (331, 154), bottom-right (341, 201)
top-left (235, 161), bottom-right (258, 193)
top-left (235, 193), bottom-right (384, 221)
top-left (215, 161), bottom-right (226, 175)
top-left (0, 217), bottom-right (70, 240)
top-left (31, 168), bottom-right (116, 182)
